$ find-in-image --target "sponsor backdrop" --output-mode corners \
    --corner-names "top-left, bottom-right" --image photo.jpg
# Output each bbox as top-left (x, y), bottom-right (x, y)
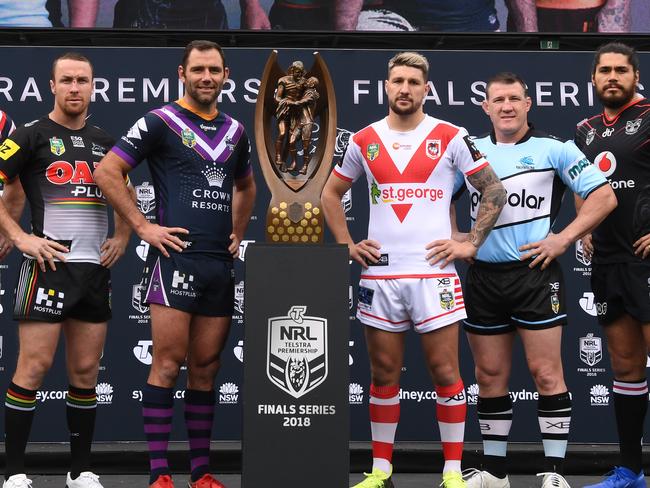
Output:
top-left (0, 46), bottom-right (644, 444)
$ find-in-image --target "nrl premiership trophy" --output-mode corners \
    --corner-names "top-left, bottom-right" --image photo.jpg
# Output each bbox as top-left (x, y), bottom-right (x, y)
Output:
top-left (255, 51), bottom-right (336, 243)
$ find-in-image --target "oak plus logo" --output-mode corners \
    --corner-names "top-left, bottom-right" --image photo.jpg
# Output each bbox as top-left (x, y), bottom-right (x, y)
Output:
top-left (590, 384), bottom-right (610, 406)
top-left (219, 382), bottom-right (239, 404)
top-left (133, 340), bottom-right (153, 365)
top-left (96, 383), bottom-right (114, 405)
top-left (349, 383), bottom-right (364, 405)
top-left (34, 287), bottom-right (64, 315)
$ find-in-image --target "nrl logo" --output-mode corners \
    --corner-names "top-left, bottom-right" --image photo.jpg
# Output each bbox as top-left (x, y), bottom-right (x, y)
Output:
top-left (579, 333), bottom-right (602, 367)
top-left (136, 181), bottom-right (156, 214)
top-left (234, 280), bottom-right (244, 314)
top-left (267, 305), bottom-right (328, 399)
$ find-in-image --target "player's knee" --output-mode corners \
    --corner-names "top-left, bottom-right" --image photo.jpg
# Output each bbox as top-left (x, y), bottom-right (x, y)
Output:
top-left (153, 357), bottom-right (184, 383)
top-left (474, 364), bottom-right (507, 389)
top-left (369, 352), bottom-right (401, 379)
top-left (68, 359), bottom-right (100, 385)
top-left (17, 355), bottom-right (54, 383)
top-left (429, 361), bottom-right (458, 385)
top-left (609, 353), bottom-right (647, 379)
top-left (530, 364), bottom-right (562, 393)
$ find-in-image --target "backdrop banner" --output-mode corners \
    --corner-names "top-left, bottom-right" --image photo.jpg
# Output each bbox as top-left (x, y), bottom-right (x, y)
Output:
top-left (0, 46), bottom-right (642, 443)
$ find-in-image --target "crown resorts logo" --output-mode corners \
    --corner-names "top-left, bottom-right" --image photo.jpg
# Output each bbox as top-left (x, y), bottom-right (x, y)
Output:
top-left (219, 382), bottom-right (239, 404)
top-left (202, 164), bottom-right (226, 188)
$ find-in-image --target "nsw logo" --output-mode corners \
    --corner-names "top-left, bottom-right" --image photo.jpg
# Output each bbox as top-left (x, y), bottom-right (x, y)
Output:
top-left (349, 383), bottom-right (364, 405)
top-left (590, 384), bottom-right (610, 406)
top-left (96, 382), bottom-right (114, 405)
top-left (466, 383), bottom-right (479, 405)
top-left (219, 382), bottom-right (239, 404)
top-left (267, 306), bottom-right (327, 399)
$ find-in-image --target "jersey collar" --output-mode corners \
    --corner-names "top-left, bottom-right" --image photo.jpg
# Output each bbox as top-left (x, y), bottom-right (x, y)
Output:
top-left (176, 98), bottom-right (219, 121)
top-left (490, 123), bottom-right (535, 145)
top-left (602, 97), bottom-right (646, 126)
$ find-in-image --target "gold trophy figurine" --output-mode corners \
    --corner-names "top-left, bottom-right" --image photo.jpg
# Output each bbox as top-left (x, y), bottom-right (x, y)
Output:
top-left (255, 51), bottom-right (336, 244)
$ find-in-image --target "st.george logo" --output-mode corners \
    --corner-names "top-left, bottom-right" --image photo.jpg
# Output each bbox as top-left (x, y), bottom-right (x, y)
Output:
top-left (266, 305), bottom-right (328, 399)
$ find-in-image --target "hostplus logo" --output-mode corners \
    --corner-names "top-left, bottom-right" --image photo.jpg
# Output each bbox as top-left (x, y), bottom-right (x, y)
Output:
top-left (96, 383), bottom-right (114, 405)
top-left (34, 288), bottom-right (64, 315)
top-left (219, 382), bottom-right (239, 404)
top-left (349, 383), bottom-right (364, 405)
top-left (590, 384), bottom-right (610, 406)
top-left (171, 271), bottom-right (196, 297)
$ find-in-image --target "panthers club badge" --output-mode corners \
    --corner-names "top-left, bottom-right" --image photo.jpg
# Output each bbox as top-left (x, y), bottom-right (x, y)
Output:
top-left (182, 128), bottom-right (197, 148)
top-left (267, 305), bottom-right (327, 399)
top-left (49, 137), bottom-right (65, 156)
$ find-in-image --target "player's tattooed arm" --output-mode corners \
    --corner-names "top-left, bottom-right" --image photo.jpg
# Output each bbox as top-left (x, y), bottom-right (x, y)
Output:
top-left (597, 0), bottom-right (630, 32)
top-left (504, 0), bottom-right (538, 32)
top-left (466, 165), bottom-right (506, 248)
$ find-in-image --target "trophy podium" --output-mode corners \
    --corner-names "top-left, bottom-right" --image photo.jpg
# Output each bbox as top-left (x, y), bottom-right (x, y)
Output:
top-left (242, 52), bottom-right (349, 488)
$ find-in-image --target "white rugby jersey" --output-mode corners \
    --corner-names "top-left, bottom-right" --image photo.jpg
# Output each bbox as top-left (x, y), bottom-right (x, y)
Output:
top-left (334, 115), bottom-right (489, 279)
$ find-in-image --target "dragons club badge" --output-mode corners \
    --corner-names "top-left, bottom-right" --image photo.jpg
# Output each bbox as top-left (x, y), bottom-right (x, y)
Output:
top-left (267, 305), bottom-right (328, 399)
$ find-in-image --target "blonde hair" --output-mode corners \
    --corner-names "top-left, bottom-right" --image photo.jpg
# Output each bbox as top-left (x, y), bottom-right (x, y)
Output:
top-left (388, 52), bottom-right (429, 79)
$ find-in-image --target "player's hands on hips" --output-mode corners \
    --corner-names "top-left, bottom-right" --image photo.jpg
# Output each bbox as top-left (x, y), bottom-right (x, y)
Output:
top-left (229, 233), bottom-right (241, 259)
top-left (13, 232), bottom-right (68, 272)
top-left (349, 239), bottom-right (381, 269)
top-left (519, 233), bottom-right (571, 269)
top-left (426, 239), bottom-right (477, 267)
top-left (581, 233), bottom-right (594, 261)
top-left (633, 232), bottom-right (650, 259)
top-left (138, 222), bottom-right (189, 258)
top-left (0, 233), bottom-right (14, 261)
top-left (100, 236), bottom-right (129, 268)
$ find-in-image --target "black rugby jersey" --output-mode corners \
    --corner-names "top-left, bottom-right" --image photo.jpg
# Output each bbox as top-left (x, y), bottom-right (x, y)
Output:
top-left (575, 97), bottom-right (650, 264)
top-left (112, 100), bottom-right (251, 260)
top-left (0, 116), bottom-right (114, 263)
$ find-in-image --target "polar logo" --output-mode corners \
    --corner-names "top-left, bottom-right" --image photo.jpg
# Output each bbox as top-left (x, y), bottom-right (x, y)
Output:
top-left (133, 340), bottom-right (153, 365)
top-left (595, 151), bottom-right (617, 177)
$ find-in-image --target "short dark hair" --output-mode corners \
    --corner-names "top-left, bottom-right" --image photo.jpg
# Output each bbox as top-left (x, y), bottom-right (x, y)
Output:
top-left (592, 42), bottom-right (639, 74)
top-left (486, 72), bottom-right (528, 99)
top-left (51, 52), bottom-right (93, 80)
top-left (181, 40), bottom-right (226, 69)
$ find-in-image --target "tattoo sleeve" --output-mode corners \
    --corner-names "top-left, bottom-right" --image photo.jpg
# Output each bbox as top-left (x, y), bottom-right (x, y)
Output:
top-left (504, 0), bottom-right (538, 31)
top-left (466, 165), bottom-right (507, 248)
top-left (597, 0), bottom-right (630, 32)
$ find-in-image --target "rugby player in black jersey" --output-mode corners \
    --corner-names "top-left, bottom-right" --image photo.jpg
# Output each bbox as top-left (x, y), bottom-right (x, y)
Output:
top-left (0, 53), bottom-right (132, 488)
top-left (575, 42), bottom-right (650, 488)
top-left (94, 40), bottom-right (256, 488)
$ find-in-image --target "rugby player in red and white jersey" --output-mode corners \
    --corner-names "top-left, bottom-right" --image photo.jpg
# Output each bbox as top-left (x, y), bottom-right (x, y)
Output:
top-left (322, 51), bottom-right (506, 488)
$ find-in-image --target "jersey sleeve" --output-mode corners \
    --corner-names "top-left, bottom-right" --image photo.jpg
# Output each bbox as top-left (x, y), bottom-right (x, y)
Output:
top-left (556, 140), bottom-right (608, 199)
top-left (450, 128), bottom-right (490, 176)
top-left (234, 129), bottom-right (252, 180)
top-left (0, 123), bottom-right (33, 183)
top-left (331, 134), bottom-right (364, 183)
top-left (0, 111), bottom-right (16, 141)
top-left (110, 111), bottom-right (166, 168)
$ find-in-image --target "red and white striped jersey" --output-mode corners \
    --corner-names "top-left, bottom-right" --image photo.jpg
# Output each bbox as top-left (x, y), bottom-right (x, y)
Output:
top-left (334, 115), bottom-right (488, 278)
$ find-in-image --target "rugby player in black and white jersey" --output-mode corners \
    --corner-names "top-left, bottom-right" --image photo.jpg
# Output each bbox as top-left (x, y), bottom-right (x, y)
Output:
top-left (0, 53), bottom-right (133, 488)
top-left (575, 42), bottom-right (650, 488)
top-left (94, 40), bottom-right (256, 488)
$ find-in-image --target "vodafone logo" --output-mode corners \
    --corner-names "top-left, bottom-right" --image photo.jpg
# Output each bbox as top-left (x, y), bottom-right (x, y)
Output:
top-left (594, 151), bottom-right (616, 177)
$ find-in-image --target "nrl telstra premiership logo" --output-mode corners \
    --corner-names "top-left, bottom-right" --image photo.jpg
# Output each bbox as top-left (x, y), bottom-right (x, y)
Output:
top-left (267, 305), bottom-right (327, 399)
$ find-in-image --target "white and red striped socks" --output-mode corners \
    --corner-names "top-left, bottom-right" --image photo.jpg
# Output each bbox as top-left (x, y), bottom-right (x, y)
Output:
top-left (369, 384), bottom-right (400, 474)
top-left (436, 380), bottom-right (467, 474)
